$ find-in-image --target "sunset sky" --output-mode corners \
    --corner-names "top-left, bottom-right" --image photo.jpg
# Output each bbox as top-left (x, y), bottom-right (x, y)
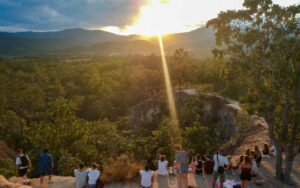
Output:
top-left (0, 0), bottom-right (299, 35)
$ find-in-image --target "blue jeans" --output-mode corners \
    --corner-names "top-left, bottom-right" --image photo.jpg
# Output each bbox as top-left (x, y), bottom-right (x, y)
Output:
top-left (88, 184), bottom-right (96, 188)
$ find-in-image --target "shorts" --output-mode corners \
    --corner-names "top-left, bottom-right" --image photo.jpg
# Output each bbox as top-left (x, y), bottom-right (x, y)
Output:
top-left (88, 184), bottom-right (96, 188)
top-left (18, 168), bottom-right (28, 177)
top-left (177, 166), bottom-right (189, 174)
top-left (39, 166), bottom-right (53, 176)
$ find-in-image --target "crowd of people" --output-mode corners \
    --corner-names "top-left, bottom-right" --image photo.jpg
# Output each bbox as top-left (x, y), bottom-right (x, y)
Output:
top-left (139, 143), bottom-right (275, 188)
top-left (15, 143), bottom-right (276, 188)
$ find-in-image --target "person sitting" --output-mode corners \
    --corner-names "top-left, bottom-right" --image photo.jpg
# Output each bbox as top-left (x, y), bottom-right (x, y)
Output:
top-left (74, 163), bottom-right (88, 188)
top-left (203, 155), bottom-right (214, 175)
top-left (88, 163), bottom-right (100, 188)
top-left (262, 144), bottom-right (270, 157)
top-left (140, 165), bottom-right (154, 188)
top-left (157, 155), bottom-right (168, 176)
top-left (190, 156), bottom-right (198, 174)
top-left (253, 146), bottom-right (262, 165)
top-left (240, 156), bottom-right (252, 188)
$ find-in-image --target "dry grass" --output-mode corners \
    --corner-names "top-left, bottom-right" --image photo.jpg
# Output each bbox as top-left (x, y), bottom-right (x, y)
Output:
top-left (101, 154), bottom-right (144, 183)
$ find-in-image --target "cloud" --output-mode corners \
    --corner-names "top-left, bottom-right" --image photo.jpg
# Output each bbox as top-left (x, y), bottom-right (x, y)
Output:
top-left (0, 0), bottom-right (298, 32)
top-left (0, 0), bottom-right (146, 31)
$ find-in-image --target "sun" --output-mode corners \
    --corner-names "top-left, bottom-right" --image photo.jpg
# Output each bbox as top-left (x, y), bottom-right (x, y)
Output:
top-left (102, 0), bottom-right (204, 37)
top-left (127, 0), bottom-right (192, 36)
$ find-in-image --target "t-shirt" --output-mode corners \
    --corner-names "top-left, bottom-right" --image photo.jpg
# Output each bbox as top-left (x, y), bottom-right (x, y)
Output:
top-left (140, 170), bottom-right (154, 187)
top-left (213, 154), bottom-right (228, 172)
top-left (15, 154), bottom-right (30, 169)
top-left (157, 160), bottom-right (168, 175)
top-left (74, 169), bottom-right (88, 188)
top-left (38, 153), bottom-right (53, 168)
top-left (88, 170), bottom-right (100, 185)
top-left (175, 151), bottom-right (189, 173)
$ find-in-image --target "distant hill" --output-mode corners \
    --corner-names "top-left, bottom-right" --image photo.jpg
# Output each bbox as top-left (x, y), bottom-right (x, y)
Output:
top-left (66, 40), bottom-right (159, 56)
top-left (0, 35), bottom-right (78, 56)
top-left (0, 27), bottom-right (215, 57)
top-left (7, 28), bottom-right (126, 44)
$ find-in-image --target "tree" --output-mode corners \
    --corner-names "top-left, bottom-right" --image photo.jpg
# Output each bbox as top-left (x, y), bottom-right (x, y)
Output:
top-left (170, 48), bottom-right (193, 91)
top-left (207, 0), bottom-right (300, 183)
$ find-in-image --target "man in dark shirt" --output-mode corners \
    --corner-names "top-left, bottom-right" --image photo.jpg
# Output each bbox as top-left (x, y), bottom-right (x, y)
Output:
top-left (38, 149), bottom-right (54, 187)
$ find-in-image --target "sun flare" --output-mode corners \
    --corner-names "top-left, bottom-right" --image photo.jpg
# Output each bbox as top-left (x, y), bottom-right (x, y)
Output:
top-left (102, 0), bottom-right (207, 36)
top-left (127, 0), bottom-right (201, 36)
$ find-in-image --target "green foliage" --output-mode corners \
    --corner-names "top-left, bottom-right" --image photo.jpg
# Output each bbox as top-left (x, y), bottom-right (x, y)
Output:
top-left (56, 151), bottom-right (82, 176)
top-left (207, 0), bottom-right (300, 182)
top-left (183, 122), bottom-right (213, 155)
top-left (0, 53), bottom-right (245, 179)
top-left (0, 158), bottom-right (15, 178)
top-left (152, 118), bottom-right (181, 163)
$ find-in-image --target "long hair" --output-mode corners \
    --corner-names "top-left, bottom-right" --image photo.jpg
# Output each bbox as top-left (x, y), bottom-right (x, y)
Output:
top-left (244, 155), bottom-right (252, 165)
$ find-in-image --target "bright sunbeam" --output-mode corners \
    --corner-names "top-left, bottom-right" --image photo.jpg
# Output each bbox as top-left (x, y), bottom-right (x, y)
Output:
top-left (158, 35), bottom-right (178, 124)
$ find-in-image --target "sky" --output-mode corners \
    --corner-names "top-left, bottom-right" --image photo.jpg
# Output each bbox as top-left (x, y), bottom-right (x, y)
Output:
top-left (0, 0), bottom-right (299, 35)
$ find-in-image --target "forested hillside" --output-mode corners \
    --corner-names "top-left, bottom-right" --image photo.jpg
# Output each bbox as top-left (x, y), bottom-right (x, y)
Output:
top-left (0, 51), bottom-right (248, 178)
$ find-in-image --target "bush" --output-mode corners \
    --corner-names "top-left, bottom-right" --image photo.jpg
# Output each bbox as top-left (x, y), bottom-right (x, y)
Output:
top-left (101, 154), bottom-right (144, 183)
top-left (0, 158), bottom-right (15, 178)
top-left (56, 152), bottom-right (82, 176)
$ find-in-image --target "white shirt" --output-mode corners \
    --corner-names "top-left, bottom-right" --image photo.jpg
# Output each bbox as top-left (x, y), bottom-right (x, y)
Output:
top-left (140, 170), bottom-right (154, 187)
top-left (88, 170), bottom-right (100, 185)
top-left (252, 160), bottom-right (258, 175)
top-left (74, 169), bottom-right (88, 188)
top-left (213, 154), bottom-right (228, 171)
top-left (157, 160), bottom-right (168, 176)
top-left (15, 154), bottom-right (30, 169)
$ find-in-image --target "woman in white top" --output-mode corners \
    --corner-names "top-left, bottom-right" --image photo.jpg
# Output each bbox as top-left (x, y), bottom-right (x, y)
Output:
top-left (157, 155), bottom-right (168, 176)
top-left (88, 163), bottom-right (100, 188)
top-left (140, 165), bottom-right (154, 188)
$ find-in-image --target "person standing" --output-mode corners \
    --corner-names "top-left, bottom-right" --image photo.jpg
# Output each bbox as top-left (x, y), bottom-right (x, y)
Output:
top-left (87, 163), bottom-right (100, 188)
top-left (15, 149), bottom-right (31, 184)
top-left (240, 155), bottom-right (252, 188)
top-left (174, 144), bottom-right (189, 188)
top-left (74, 163), bottom-right (88, 188)
top-left (212, 149), bottom-right (228, 188)
top-left (38, 149), bottom-right (54, 187)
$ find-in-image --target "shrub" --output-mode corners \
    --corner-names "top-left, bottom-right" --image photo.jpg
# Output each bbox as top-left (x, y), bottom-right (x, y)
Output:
top-left (0, 158), bottom-right (15, 178)
top-left (101, 154), bottom-right (144, 183)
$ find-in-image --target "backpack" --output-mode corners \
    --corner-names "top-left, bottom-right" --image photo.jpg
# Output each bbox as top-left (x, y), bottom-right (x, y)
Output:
top-left (19, 155), bottom-right (29, 168)
top-left (96, 177), bottom-right (104, 188)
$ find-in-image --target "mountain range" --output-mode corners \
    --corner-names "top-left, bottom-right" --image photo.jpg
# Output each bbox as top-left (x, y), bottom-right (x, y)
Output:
top-left (0, 27), bottom-right (215, 57)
